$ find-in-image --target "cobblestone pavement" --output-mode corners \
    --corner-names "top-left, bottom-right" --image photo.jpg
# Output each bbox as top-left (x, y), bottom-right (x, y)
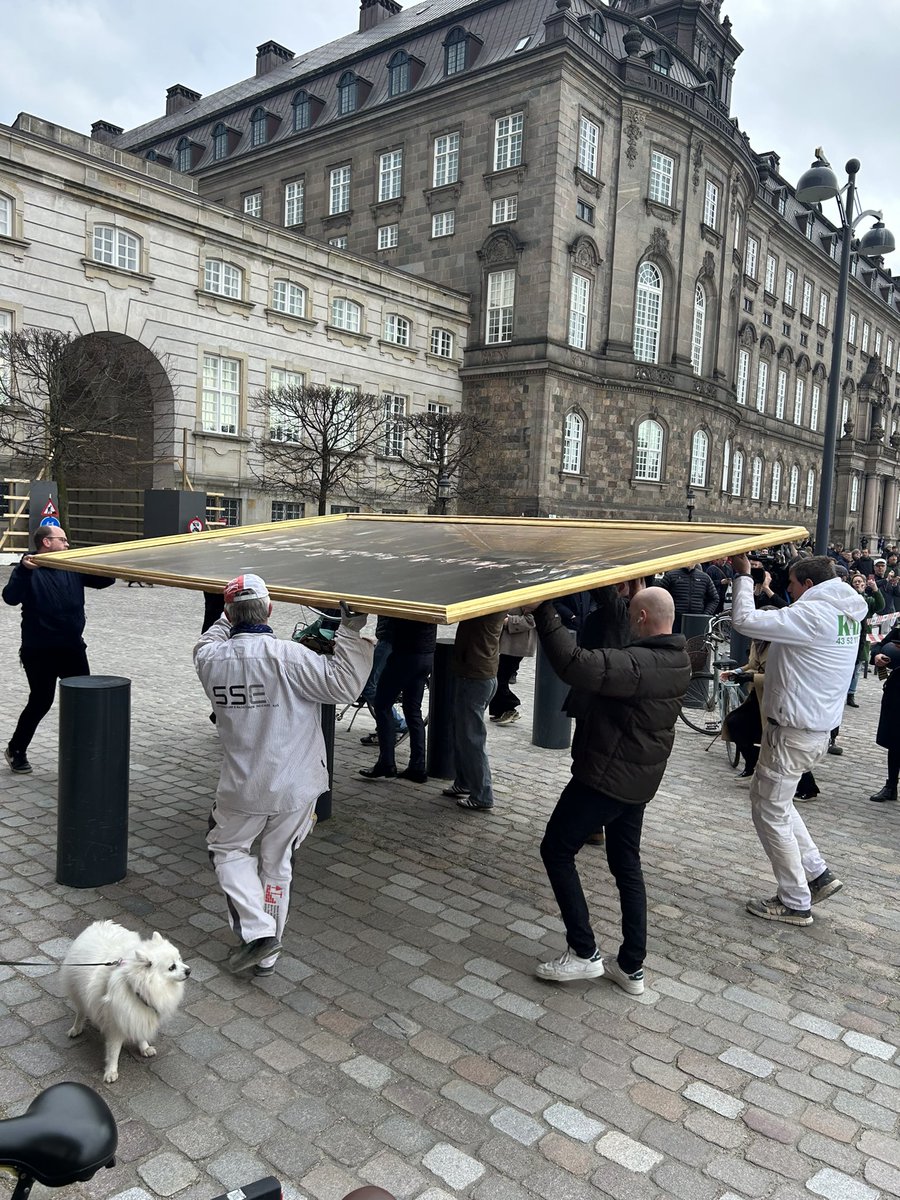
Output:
top-left (0, 579), bottom-right (898, 1200)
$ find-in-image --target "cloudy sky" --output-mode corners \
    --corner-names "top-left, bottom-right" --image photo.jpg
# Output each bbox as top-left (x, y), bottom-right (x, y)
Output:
top-left (3, 0), bottom-right (898, 225)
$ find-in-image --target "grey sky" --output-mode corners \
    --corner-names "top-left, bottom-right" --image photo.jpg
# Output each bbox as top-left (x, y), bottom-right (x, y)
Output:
top-left (3, 0), bottom-right (899, 232)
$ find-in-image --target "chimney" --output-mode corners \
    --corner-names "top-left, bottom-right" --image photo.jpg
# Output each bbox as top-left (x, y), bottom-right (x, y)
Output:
top-left (166, 85), bottom-right (202, 116)
top-left (359, 0), bottom-right (402, 33)
top-left (91, 120), bottom-right (124, 145)
top-left (256, 40), bottom-right (294, 76)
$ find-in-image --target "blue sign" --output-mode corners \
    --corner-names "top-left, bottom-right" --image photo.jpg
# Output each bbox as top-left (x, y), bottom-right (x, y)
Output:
top-left (39, 516), bottom-right (61, 527)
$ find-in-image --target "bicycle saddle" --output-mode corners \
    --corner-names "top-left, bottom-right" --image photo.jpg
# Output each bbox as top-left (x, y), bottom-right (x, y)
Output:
top-left (0, 1082), bottom-right (117, 1185)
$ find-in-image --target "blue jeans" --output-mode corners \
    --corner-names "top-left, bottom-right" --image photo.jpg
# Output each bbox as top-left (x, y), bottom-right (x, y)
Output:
top-left (451, 676), bottom-right (497, 807)
top-left (362, 640), bottom-right (406, 732)
top-left (540, 779), bottom-right (647, 973)
top-left (374, 651), bottom-right (432, 773)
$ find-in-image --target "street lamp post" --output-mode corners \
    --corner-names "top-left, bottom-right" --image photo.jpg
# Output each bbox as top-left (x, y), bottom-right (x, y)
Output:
top-left (795, 154), bottom-right (895, 553)
top-left (685, 486), bottom-right (695, 522)
top-left (437, 472), bottom-right (451, 515)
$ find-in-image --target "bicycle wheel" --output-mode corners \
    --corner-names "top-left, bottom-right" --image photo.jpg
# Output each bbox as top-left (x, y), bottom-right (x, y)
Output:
top-left (720, 685), bottom-right (741, 766)
top-left (678, 673), bottom-right (722, 734)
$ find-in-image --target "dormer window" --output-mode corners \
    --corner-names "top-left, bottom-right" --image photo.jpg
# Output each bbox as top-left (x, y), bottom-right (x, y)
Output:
top-left (338, 72), bottom-right (360, 115)
top-left (212, 123), bottom-right (229, 161)
top-left (293, 91), bottom-right (311, 131)
top-left (175, 137), bottom-right (193, 172)
top-left (250, 108), bottom-right (268, 147)
top-left (388, 51), bottom-right (411, 96)
top-left (443, 26), bottom-right (482, 76)
top-left (580, 12), bottom-right (605, 42)
top-left (650, 50), bottom-right (671, 76)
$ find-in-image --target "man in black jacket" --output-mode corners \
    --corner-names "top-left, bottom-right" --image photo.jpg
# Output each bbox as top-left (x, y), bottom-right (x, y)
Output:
top-left (659, 564), bottom-right (718, 633)
top-left (532, 586), bottom-right (691, 994)
top-left (3, 527), bottom-right (114, 773)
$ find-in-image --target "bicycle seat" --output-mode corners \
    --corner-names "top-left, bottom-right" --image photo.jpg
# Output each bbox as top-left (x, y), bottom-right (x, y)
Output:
top-left (0, 1083), bottom-right (117, 1186)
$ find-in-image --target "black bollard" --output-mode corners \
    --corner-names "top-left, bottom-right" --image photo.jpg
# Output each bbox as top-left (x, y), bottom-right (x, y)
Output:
top-left (57, 676), bottom-right (130, 888)
top-left (426, 640), bottom-right (456, 779)
top-left (316, 704), bottom-right (336, 822)
top-left (532, 642), bottom-right (572, 750)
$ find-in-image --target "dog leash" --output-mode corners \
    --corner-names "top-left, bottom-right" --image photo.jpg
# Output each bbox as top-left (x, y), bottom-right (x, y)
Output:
top-left (0, 959), bottom-right (123, 968)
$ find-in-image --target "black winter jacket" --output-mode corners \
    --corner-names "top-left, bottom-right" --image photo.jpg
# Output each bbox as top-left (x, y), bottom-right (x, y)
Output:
top-left (2, 560), bottom-right (113, 649)
top-left (660, 567), bottom-right (718, 623)
top-left (534, 603), bottom-right (691, 804)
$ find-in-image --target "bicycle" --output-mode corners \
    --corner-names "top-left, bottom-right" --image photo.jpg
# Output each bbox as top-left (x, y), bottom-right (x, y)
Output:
top-left (679, 613), bottom-right (743, 753)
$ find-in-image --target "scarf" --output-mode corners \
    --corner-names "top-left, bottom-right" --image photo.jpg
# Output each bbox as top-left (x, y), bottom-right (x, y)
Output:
top-left (229, 623), bottom-right (274, 637)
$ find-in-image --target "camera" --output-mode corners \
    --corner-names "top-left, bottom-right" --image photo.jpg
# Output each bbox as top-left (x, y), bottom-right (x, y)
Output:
top-left (750, 566), bottom-right (766, 585)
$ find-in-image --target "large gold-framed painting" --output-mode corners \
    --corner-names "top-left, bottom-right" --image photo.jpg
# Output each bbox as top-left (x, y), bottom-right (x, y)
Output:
top-left (44, 515), bottom-right (809, 623)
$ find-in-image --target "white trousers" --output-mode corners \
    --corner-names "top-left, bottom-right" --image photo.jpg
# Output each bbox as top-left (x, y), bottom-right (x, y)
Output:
top-left (749, 723), bottom-right (829, 910)
top-left (207, 803), bottom-right (315, 965)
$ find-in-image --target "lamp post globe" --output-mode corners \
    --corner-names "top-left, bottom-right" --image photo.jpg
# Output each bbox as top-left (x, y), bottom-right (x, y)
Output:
top-left (858, 220), bottom-right (896, 259)
top-left (795, 159), bottom-right (841, 204)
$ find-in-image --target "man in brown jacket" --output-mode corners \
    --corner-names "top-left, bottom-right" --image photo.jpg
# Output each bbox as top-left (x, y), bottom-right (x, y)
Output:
top-left (532, 587), bottom-right (690, 994)
top-left (443, 613), bottom-right (504, 810)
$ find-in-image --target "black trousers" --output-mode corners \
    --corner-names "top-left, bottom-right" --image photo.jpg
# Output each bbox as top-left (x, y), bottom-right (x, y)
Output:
top-left (373, 651), bottom-right (432, 773)
top-left (10, 645), bottom-right (90, 754)
top-left (540, 778), bottom-right (647, 973)
top-left (488, 654), bottom-right (522, 718)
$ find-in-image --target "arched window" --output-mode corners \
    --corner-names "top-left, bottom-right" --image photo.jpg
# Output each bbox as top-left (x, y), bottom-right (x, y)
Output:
top-left (388, 51), bottom-right (411, 97)
top-left (175, 137), bottom-right (192, 173)
top-left (337, 72), bottom-right (359, 115)
top-left (92, 225), bottom-right (140, 272)
top-left (250, 108), bottom-right (268, 147)
top-left (272, 280), bottom-right (307, 318)
top-left (204, 258), bottom-right (242, 299)
top-left (292, 91), bottom-right (311, 132)
top-left (789, 465), bottom-right (800, 505)
top-left (633, 262), bottom-right (662, 364)
top-left (331, 297), bottom-right (362, 333)
top-left (750, 455), bottom-right (763, 500)
top-left (850, 474), bottom-right (860, 511)
top-left (691, 282), bottom-right (706, 375)
top-left (444, 27), bottom-right (468, 76)
top-left (806, 468), bottom-right (816, 508)
top-left (212, 123), bottom-right (228, 161)
top-left (383, 313), bottom-right (411, 347)
top-left (731, 450), bottom-right (744, 497)
top-left (770, 461), bottom-right (782, 503)
top-left (634, 419), bottom-right (663, 482)
top-left (690, 429), bottom-right (709, 487)
top-left (651, 50), bottom-right (671, 75)
top-left (582, 12), bottom-right (605, 42)
top-left (562, 411), bottom-right (585, 474)
top-left (721, 438), bottom-right (731, 492)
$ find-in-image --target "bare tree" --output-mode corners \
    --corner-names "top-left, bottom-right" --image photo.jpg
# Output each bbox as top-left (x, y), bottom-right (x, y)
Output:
top-left (251, 382), bottom-right (386, 515)
top-left (0, 326), bottom-right (168, 512)
top-left (382, 409), bottom-right (514, 512)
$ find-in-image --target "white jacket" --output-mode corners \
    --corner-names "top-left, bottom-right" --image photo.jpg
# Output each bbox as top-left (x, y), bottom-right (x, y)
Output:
top-left (194, 617), bottom-right (373, 815)
top-left (732, 575), bottom-right (867, 731)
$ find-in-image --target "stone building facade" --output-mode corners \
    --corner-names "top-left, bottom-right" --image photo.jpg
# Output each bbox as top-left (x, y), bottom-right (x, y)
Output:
top-left (0, 115), bottom-right (468, 537)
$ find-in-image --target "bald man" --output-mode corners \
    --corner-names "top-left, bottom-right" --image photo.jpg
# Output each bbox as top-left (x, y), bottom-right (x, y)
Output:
top-left (529, 586), bottom-right (691, 994)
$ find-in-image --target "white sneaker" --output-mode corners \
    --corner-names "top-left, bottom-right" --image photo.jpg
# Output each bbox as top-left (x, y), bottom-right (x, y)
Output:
top-left (602, 956), bottom-right (645, 995)
top-left (535, 948), bottom-right (604, 982)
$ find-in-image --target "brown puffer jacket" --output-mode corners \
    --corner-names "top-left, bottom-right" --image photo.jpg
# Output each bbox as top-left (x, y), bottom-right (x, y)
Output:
top-left (534, 603), bottom-right (691, 804)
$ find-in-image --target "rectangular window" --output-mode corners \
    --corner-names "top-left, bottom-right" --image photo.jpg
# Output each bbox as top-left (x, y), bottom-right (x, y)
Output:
top-left (888, 338), bottom-right (895, 369)
top-left (875, 329), bottom-right (883, 356)
top-left (765, 254), bottom-right (777, 295)
top-left (736, 349), bottom-right (750, 406)
top-left (492, 196), bottom-right (518, 224)
top-left (486, 269), bottom-right (515, 344)
top-left (785, 267), bottom-right (796, 307)
top-left (272, 500), bottom-right (305, 521)
top-left (848, 312), bottom-right (857, 345)
top-left (0, 309), bottom-right (12, 391)
top-left (810, 384), bottom-right (820, 432)
top-left (430, 328), bottom-right (454, 358)
top-left (269, 368), bottom-right (304, 441)
top-left (204, 260), bottom-right (241, 299)
top-left (378, 150), bottom-right (403, 202)
top-left (775, 368), bottom-right (787, 419)
top-left (755, 359), bottom-right (768, 413)
top-left (0, 195), bottom-right (10, 238)
top-left (762, 311), bottom-right (772, 327)
top-left (818, 291), bottom-right (829, 326)
top-left (649, 151), bottom-right (674, 206)
top-left (382, 393), bottom-right (406, 458)
top-left (862, 321), bottom-right (871, 353)
top-left (329, 165), bottom-right (351, 215)
top-left (578, 116), bottom-right (599, 177)
top-left (782, 322), bottom-right (791, 337)
top-left (243, 192), bottom-right (262, 218)
top-left (802, 280), bottom-right (813, 317)
top-left (433, 132), bottom-right (460, 187)
top-left (745, 235), bottom-right (759, 279)
top-left (202, 353), bottom-right (240, 434)
top-left (793, 377), bottom-right (804, 425)
top-left (377, 223), bottom-right (399, 250)
top-left (431, 211), bottom-right (455, 238)
top-left (743, 298), bottom-right (753, 313)
top-left (751, 456), bottom-right (762, 500)
top-left (576, 199), bottom-right (594, 224)
top-left (568, 274), bottom-right (591, 350)
top-left (703, 179), bottom-right (719, 228)
top-left (328, 236), bottom-right (348, 249)
top-left (494, 112), bottom-right (524, 171)
top-left (284, 181), bottom-right (304, 226)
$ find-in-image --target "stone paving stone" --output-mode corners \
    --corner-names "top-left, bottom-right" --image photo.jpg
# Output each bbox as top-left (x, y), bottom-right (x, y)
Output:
top-left (136, 1151), bottom-right (200, 1197)
top-left (718, 1046), bottom-right (775, 1077)
top-left (595, 1130), bottom-right (663, 1172)
top-left (681, 1081), bottom-right (744, 1119)
top-left (542, 1102), bottom-right (605, 1142)
top-left (806, 1166), bottom-right (879, 1200)
top-left (421, 1142), bottom-right (486, 1189)
top-left (841, 1029), bottom-right (896, 1060)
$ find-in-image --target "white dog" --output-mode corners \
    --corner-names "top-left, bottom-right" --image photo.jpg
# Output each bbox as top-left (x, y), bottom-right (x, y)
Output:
top-left (62, 920), bottom-right (190, 1083)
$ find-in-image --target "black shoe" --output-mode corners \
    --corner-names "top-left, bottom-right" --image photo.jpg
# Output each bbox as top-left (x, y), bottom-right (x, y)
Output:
top-left (398, 767), bottom-right (428, 783)
top-left (227, 936), bottom-right (283, 974)
top-left (359, 763), bottom-right (397, 779)
top-left (870, 781), bottom-right (898, 803)
top-left (738, 767), bottom-right (755, 779)
top-left (846, 695), bottom-right (859, 708)
top-left (4, 747), bottom-right (32, 774)
top-left (827, 742), bottom-right (843, 756)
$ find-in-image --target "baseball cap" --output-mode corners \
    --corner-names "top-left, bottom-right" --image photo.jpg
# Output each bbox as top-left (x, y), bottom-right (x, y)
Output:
top-left (224, 573), bottom-right (270, 603)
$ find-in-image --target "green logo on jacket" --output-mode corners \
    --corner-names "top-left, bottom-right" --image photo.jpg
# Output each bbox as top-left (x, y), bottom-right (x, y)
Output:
top-left (836, 615), bottom-right (859, 646)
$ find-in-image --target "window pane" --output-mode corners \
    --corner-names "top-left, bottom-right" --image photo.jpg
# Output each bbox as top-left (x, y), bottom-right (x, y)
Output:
top-left (0, 195), bottom-right (11, 238)
top-left (633, 262), bottom-right (662, 364)
top-left (649, 152), bottom-right (673, 206)
top-left (201, 354), bottom-right (240, 434)
top-left (492, 196), bottom-right (518, 224)
top-left (284, 181), bottom-right (304, 226)
top-left (486, 269), bottom-right (515, 343)
top-left (430, 328), bottom-right (454, 357)
top-left (329, 166), bottom-right (351, 215)
top-left (494, 112), bottom-right (524, 171)
top-left (690, 430), bottom-right (708, 487)
top-left (433, 132), bottom-right (459, 187)
top-left (378, 150), bottom-right (403, 202)
top-left (691, 283), bottom-right (706, 375)
top-left (568, 274), bottom-right (590, 349)
top-left (431, 210), bottom-right (455, 237)
top-left (562, 412), bottom-right (584, 473)
top-left (635, 419), bottom-right (663, 481)
top-left (578, 117), bottom-right (598, 177)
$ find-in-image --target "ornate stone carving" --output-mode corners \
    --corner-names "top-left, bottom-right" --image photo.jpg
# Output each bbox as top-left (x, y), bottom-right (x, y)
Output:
top-left (700, 250), bottom-right (716, 280)
top-left (644, 199), bottom-right (679, 224)
top-left (843, 418), bottom-right (855, 436)
top-left (624, 107), bottom-right (645, 168)
top-left (482, 348), bottom-right (509, 364)
top-left (646, 226), bottom-right (670, 261)
top-left (739, 321), bottom-right (757, 348)
top-left (635, 365), bottom-right (675, 387)
top-left (477, 229), bottom-right (523, 265)
top-left (568, 235), bottom-right (601, 271)
top-left (692, 140), bottom-right (705, 193)
top-left (694, 381), bottom-right (717, 399)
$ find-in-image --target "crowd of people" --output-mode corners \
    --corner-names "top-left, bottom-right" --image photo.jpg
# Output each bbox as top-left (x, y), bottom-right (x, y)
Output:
top-left (2, 529), bottom-right (894, 991)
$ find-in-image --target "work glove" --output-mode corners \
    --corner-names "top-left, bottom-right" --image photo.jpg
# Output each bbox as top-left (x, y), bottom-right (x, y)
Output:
top-left (339, 600), bottom-right (368, 632)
